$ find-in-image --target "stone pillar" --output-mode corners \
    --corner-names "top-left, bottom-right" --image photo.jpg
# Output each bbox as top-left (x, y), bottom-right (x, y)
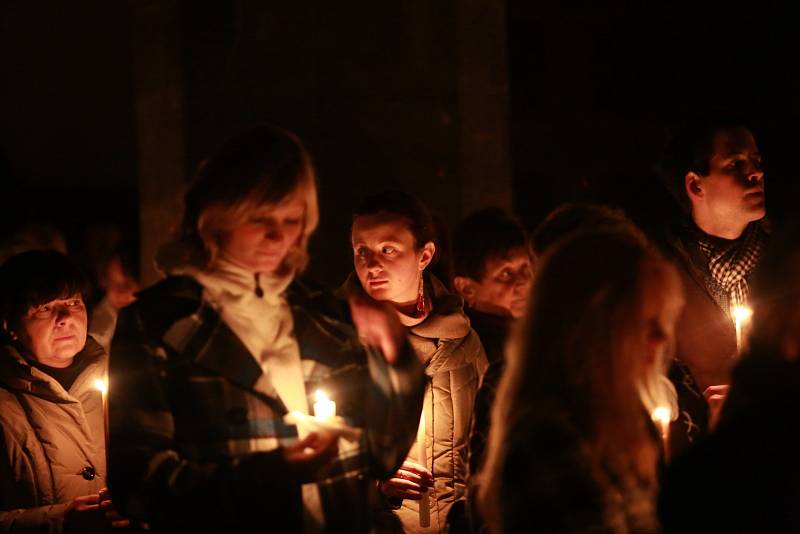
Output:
top-left (457, 0), bottom-right (513, 215)
top-left (130, 0), bottom-right (186, 285)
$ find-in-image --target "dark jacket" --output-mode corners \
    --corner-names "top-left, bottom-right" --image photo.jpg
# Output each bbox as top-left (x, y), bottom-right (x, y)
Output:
top-left (108, 275), bottom-right (425, 533)
top-left (461, 309), bottom-right (511, 533)
top-left (654, 220), bottom-right (740, 459)
top-left (659, 221), bottom-right (739, 391)
top-left (660, 351), bottom-right (800, 533)
top-left (665, 359), bottom-right (708, 460)
top-left (466, 308), bottom-right (511, 477)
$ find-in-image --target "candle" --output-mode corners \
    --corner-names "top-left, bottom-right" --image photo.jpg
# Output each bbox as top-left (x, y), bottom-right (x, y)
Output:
top-left (418, 413), bottom-right (430, 528)
top-left (651, 406), bottom-right (671, 461)
top-left (94, 376), bottom-right (109, 470)
top-left (733, 305), bottom-right (753, 356)
top-left (313, 390), bottom-right (336, 420)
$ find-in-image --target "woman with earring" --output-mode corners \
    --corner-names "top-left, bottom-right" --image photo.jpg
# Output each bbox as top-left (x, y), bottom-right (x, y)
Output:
top-left (342, 191), bottom-right (487, 533)
top-left (107, 126), bottom-right (426, 533)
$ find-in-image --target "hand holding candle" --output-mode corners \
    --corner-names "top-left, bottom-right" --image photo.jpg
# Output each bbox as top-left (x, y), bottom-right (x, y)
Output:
top-left (282, 432), bottom-right (339, 483)
top-left (285, 389), bottom-right (362, 442)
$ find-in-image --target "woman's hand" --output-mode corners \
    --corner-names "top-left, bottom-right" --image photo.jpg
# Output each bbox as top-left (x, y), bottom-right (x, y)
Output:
top-left (349, 295), bottom-right (406, 364)
top-left (98, 488), bottom-right (130, 529)
top-left (283, 432), bottom-right (339, 483)
top-left (379, 460), bottom-right (434, 500)
top-left (63, 490), bottom-right (131, 533)
top-left (704, 384), bottom-right (729, 431)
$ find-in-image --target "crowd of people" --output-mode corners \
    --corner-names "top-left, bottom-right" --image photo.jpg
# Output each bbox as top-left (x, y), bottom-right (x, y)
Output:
top-left (0, 114), bottom-right (795, 533)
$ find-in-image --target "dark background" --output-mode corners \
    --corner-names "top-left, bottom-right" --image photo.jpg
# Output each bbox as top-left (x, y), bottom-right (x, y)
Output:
top-left (2, 1), bottom-right (798, 287)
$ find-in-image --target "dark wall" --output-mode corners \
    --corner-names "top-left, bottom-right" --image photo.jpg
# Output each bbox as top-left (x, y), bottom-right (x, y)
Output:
top-left (509, 2), bottom-right (800, 234)
top-left (5, 1), bottom-right (798, 287)
top-left (4, 1), bottom-right (510, 288)
top-left (0, 1), bottom-right (138, 248)
top-left (179, 1), bottom-right (464, 286)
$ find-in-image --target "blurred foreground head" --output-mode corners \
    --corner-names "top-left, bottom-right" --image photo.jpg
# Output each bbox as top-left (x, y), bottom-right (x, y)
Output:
top-left (479, 227), bottom-right (683, 532)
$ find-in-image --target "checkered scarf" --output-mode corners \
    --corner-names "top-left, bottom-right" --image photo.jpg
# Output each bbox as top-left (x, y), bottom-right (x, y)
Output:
top-left (696, 222), bottom-right (767, 319)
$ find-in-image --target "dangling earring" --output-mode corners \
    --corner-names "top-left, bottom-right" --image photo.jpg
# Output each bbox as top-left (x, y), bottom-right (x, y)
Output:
top-left (415, 271), bottom-right (426, 317)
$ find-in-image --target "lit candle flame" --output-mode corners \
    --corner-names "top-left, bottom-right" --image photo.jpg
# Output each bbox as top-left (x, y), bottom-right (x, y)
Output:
top-left (652, 406), bottom-right (671, 460)
top-left (313, 389), bottom-right (336, 420)
top-left (652, 406), bottom-right (671, 426)
top-left (733, 305), bottom-right (753, 355)
top-left (94, 376), bottom-right (110, 453)
top-left (733, 305), bottom-right (753, 324)
top-left (94, 378), bottom-right (108, 395)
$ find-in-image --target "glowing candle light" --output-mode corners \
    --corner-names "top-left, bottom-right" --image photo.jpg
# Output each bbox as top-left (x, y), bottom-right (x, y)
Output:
top-left (733, 305), bottom-right (753, 356)
top-left (94, 376), bottom-right (109, 460)
top-left (312, 390), bottom-right (336, 421)
top-left (651, 406), bottom-right (671, 460)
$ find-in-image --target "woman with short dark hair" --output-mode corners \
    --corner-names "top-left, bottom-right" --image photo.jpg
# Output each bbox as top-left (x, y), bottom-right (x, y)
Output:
top-left (343, 190), bottom-right (487, 533)
top-left (0, 250), bottom-right (127, 533)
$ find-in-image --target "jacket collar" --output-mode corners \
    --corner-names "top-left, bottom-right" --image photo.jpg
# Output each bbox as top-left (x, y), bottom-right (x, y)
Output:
top-left (340, 272), bottom-right (471, 339)
top-left (161, 296), bottom-right (266, 393)
top-left (0, 337), bottom-right (106, 402)
top-left (154, 275), bottom-right (359, 411)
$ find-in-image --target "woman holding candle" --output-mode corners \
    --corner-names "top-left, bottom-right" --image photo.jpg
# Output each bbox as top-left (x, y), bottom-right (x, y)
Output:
top-left (0, 250), bottom-right (127, 533)
top-left (343, 191), bottom-right (487, 533)
top-left (108, 125), bottom-right (425, 533)
top-left (478, 228), bottom-right (683, 534)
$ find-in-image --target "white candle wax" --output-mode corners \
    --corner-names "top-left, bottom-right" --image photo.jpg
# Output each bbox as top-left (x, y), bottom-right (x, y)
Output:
top-left (418, 412), bottom-right (430, 528)
top-left (94, 376), bottom-right (109, 471)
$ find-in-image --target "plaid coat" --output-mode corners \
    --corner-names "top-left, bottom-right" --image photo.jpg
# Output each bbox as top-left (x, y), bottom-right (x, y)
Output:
top-left (108, 275), bottom-right (425, 533)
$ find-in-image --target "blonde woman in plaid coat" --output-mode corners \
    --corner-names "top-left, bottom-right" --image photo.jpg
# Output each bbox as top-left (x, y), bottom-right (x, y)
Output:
top-left (107, 126), bottom-right (426, 533)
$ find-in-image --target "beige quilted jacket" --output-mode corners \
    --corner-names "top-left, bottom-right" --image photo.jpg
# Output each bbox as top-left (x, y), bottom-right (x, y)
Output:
top-left (0, 338), bottom-right (107, 533)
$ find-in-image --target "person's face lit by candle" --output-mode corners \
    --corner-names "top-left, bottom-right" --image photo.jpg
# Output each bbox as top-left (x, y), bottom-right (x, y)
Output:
top-left (219, 191), bottom-right (306, 274)
top-left (351, 213), bottom-right (435, 307)
top-left (686, 127), bottom-right (765, 239)
top-left (454, 247), bottom-right (533, 319)
top-left (18, 294), bottom-right (88, 368)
